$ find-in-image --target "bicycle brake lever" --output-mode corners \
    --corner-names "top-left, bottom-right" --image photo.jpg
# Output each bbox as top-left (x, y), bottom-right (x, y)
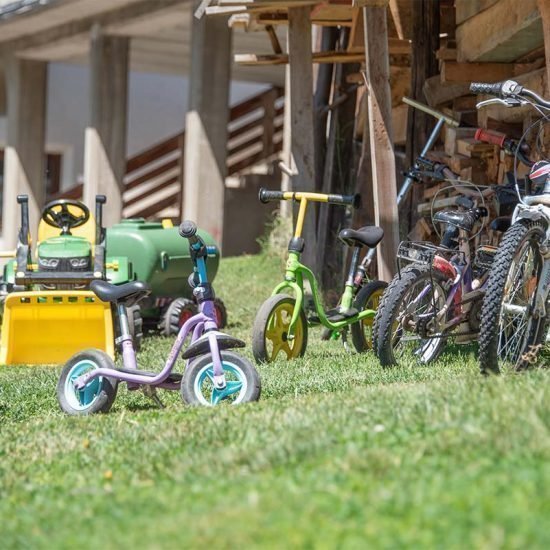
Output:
top-left (476, 98), bottom-right (523, 109)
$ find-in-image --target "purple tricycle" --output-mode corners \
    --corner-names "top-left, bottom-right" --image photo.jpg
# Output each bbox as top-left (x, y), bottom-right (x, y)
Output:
top-left (57, 221), bottom-right (261, 415)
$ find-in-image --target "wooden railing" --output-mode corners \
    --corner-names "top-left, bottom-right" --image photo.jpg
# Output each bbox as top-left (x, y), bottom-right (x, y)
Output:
top-left (52, 87), bottom-right (285, 220)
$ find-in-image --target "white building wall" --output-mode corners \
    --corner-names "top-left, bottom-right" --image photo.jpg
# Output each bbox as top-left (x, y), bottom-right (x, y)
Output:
top-left (1, 62), bottom-right (266, 189)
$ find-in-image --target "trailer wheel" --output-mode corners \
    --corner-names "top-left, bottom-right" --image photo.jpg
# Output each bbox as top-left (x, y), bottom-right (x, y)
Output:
top-left (160, 298), bottom-right (197, 336)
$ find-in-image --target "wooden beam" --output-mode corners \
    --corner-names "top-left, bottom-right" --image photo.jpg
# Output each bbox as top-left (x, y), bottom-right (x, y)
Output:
top-left (538, 0), bottom-right (550, 88)
top-left (456, 0), bottom-right (543, 63)
top-left (288, 5), bottom-right (317, 271)
top-left (0, 0), bottom-right (183, 57)
top-left (363, 4), bottom-right (399, 281)
top-left (441, 61), bottom-right (516, 83)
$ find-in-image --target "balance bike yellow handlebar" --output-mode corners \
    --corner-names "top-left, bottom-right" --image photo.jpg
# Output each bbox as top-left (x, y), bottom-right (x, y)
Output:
top-left (259, 188), bottom-right (361, 209)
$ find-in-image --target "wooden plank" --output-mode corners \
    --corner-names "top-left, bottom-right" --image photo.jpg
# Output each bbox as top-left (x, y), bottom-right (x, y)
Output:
top-left (392, 103), bottom-right (408, 145)
top-left (456, 138), bottom-right (496, 158)
top-left (363, 4), bottom-right (399, 280)
top-left (455, 0), bottom-right (498, 26)
top-left (408, 217), bottom-right (432, 241)
top-left (456, 0), bottom-right (543, 63)
top-left (441, 61), bottom-right (516, 83)
top-left (444, 126), bottom-right (476, 156)
top-left (288, 5), bottom-right (317, 271)
top-left (422, 75), bottom-right (471, 107)
top-left (538, 0), bottom-right (550, 88)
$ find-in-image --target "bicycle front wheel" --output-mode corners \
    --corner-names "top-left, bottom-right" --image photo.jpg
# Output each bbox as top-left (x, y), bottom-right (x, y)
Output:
top-left (374, 265), bottom-right (450, 366)
top-left (479, 221), bottom-right (547, 373)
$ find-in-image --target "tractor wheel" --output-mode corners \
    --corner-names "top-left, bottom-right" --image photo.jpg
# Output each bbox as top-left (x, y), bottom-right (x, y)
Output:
top-left (160, 298), bottom-right (197, 337)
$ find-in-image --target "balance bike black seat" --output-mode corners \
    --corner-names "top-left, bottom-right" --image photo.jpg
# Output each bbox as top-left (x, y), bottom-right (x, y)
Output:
top-left (338, 226), bottom-right (384, 248)
top-left (433, 209), bottom-right (477, 233)
top-left (90, 280), bottom-right (151, 307)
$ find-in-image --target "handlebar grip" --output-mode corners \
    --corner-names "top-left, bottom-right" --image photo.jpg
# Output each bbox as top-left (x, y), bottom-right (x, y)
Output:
top-left (179, 220), bottom-right (201, 247)
top-left (475, 128), bottom-right (506, 148)
top-left (259, 188), bottom-right (285, 203)
top-left (327, 193), bottom-right (361, 209)
top-left (470, 82), bottom-right (503, 96)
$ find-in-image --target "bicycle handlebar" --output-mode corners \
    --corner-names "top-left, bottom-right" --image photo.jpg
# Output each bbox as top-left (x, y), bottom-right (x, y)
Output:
top-left (470, 82), bottom-right (505, 95)
top-left (471, 80), bottom-right (550, 109)
top-left (259, 188), bottom-right (361, 209)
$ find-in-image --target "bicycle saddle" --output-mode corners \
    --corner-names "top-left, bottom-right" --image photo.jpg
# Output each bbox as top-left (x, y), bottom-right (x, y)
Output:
top-left (338, 226), bottom-right (384, 248)
top-left (433, 208), bottom-right (486, 233)
top-left (90, 280), bottom-right (151, 307)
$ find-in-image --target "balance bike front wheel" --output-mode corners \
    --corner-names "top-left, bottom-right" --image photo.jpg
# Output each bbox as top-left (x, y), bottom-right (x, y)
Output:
top-left (181, 351), bottom-right (261, 406)
top-left (252, 294), bottom-right (308, 363)
top-left (57, 349), bottom-right (118, 415)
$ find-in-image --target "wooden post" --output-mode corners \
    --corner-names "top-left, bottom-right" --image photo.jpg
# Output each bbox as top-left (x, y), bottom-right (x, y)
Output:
top-left (83, 25), bottom-right (129, 227)
top-left (316, 30), bottom-right (360, 300)
top-left (405, 0), bottom-right (440, 232)
top-left (288, 6), bottom-right (317, 271)
top-left (363, 3), bottom-right (399, 281)
top-left (1, 56), bottom-right (47, 248)
top-left (539, 0), bottom-right (550, 87)
top-left (280, 62), bottom-right (293, 219)
top-left (184, 2), bottom-right (232, 246)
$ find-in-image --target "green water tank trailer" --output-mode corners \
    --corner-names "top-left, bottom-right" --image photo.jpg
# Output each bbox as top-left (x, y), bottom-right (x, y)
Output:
top-left (105, 219), bottom-right (224, 334)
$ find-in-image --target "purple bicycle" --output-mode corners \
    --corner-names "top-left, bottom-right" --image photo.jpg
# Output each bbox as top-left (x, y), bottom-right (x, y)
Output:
top-left (56, 221), bottom-right (261, 415)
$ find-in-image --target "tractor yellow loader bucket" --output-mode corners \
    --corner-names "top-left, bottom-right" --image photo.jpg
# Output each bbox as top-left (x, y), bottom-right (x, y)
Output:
top-left (0, 291), bottom-right (114, 365)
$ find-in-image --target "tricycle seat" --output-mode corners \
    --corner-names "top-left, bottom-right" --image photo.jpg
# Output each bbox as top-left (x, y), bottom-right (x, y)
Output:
top-left (338, 226), bottom-right (384, 249)
top-left (90, 280), bottom-right (151, 307)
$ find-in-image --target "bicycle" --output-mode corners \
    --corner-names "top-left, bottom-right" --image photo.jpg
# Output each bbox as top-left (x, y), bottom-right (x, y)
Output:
top-left (252, 189), bottom-right (387, 362)
top-left (373, 189), bottom-right (495, 366)
top-left (471, 80), bottom-right (550, 373)
top-left (57, 221), bottom-right (261, 414)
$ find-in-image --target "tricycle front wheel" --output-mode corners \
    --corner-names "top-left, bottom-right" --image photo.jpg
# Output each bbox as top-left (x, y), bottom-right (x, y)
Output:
top-left (181, 351), bottom-right (261, 406)
top-left (252, 295), bottom-right (308, 363)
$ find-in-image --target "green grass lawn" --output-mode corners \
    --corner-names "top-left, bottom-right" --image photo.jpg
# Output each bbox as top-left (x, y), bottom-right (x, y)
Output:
top-left (1, 254), bottom-right (549, 549)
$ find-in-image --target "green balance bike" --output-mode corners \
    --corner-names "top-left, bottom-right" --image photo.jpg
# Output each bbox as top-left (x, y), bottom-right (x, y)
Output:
top-left (252, 188), bottom-right (387, 363)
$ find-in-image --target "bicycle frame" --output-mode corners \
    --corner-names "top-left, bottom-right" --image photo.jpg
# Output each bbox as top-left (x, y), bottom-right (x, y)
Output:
top-left (73, 299), bottom-right (223, 391)
top-left (403, 228), bottom-right (490, 340)
top-left (270, 192), bottom-right (375, 336)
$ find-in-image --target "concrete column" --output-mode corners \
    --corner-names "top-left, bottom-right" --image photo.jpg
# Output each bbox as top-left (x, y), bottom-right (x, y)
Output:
top-left (183, 5), bottom-right (232, 246)
top-left (1, 56), bottom-right (47, 248)
top-left (0, 68), bottom-right (6, 116)
top-left (83, 26), bottom-right (129, 227)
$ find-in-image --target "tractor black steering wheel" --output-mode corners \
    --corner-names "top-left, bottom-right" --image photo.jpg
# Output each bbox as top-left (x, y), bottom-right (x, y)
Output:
top-left (42, 199), bottom-right (90, 235)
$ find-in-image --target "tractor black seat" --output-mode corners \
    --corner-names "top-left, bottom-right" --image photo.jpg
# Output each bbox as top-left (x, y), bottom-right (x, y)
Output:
top-left (338, 226), bottom-right (384, 248)
top-left (90, 280), bottom-right (151, 307)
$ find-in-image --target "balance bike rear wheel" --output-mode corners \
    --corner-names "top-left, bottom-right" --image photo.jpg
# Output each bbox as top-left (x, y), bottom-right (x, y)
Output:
top-left (57, 349), bottom-right (118, 415)
top-left (350, 280), bottom-right (388, 353)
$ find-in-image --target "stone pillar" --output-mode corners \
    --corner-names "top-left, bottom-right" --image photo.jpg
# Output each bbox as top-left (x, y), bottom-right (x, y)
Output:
top-left (1, 57), bottom-right (47, 248)
top-left (83, 26), bottom-right (129, 227)
top-left (183, 5), bottom-right (232, 246)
